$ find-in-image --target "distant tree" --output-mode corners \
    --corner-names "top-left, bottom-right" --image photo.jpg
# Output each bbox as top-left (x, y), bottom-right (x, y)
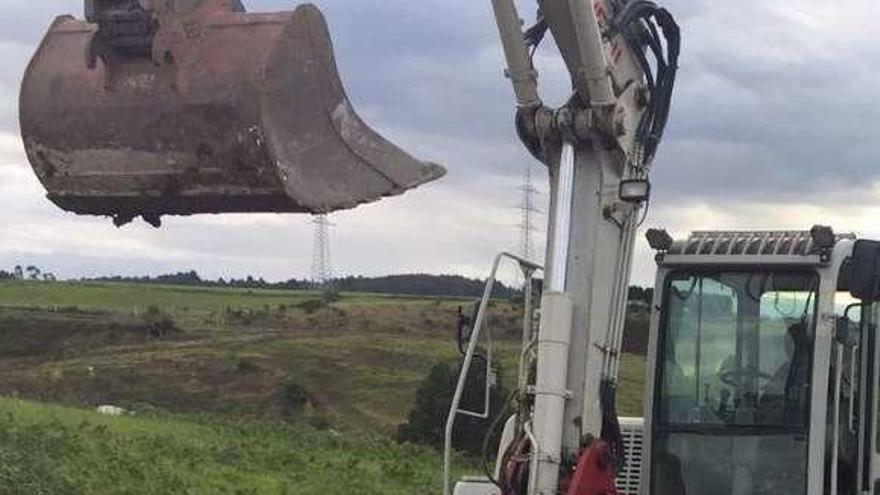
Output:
top-left (159, 271), bottom-right (201, 285)
top-left (42, 273), bottom-right (56, 282)
top-left (622, 310), bottom-right (650, 356)
top-left (25, 266), bottom-right (40, 280)
top-left (13, 265), bottom-right (23, 280)
top-left (69, 272), bottom-right (654, 302)
top-left (332, 274), bottom-right (520, 299)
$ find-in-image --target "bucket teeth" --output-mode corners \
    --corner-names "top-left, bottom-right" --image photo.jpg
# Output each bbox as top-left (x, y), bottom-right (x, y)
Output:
top-left (19, 1), bottom-right (445, 225)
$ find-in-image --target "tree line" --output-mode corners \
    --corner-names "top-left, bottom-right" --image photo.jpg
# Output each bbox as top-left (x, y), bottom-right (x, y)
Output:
top-left (85, 271), bottom-right (522, 298)
top-left (85, 271), bottom-right (657, 302)
top-left (2, 265), bottom-right (654, 305)
top-left (0, 265), bottom-right (56, 281)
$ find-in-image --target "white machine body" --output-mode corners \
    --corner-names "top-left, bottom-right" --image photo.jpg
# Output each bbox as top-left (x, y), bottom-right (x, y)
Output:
top-left (642, 230), bottom-right (880, 495)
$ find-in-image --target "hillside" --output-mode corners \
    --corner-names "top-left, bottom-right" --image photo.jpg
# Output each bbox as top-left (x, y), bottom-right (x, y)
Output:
top-left (0, 280), bottom-right (646, 425)
top-left (0, 280), bottom-right (647, 492)
top-left (0, 398), bottom-right (445, 494)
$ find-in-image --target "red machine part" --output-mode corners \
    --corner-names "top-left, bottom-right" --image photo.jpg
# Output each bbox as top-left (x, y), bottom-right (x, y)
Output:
top-left (562, 439), bottom-right (618, 495)
top-left (500, 436), bottom-right (531, 495)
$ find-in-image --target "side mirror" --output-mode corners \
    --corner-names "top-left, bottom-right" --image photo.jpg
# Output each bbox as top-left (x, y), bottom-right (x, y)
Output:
top-left (849, 240), bottom-right (880, 302)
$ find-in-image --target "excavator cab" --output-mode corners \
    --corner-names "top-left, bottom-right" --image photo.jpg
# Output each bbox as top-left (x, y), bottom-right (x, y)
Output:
top-left (20, 0), bottom-right (444, 226)
top-left (645, 229), bottom-right (880, 495)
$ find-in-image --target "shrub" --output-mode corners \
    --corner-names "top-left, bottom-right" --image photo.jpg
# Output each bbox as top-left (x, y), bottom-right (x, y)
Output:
top-left (295, 298), bottom-right (326, 315)
top-left (321, 290), bottom-right (341, 303)
top-left (143, 305), bottom-right (177, 339)
top-left (236, 358), bottom-right (261, 374)
top-left (397, 358), bottom-right (508, 455)
top-left (622, 311), bottom-right (650, 356)
top-left (308, 416), bottom-right (332, 431)
top-left (278, 381), bottom-right (310, 417)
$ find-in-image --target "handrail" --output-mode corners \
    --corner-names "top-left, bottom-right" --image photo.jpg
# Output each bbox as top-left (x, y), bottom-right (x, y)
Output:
top-left (443, 252), bottom-right (543, 495)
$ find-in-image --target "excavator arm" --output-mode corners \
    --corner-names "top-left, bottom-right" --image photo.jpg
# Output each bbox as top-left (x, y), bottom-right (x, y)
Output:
top-left (499, 0), bottom-right (679, 170)
top-left (471, 1), bottom-right (680, 494)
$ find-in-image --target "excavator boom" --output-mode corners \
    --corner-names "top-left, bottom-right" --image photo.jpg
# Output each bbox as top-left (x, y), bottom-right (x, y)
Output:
top-left (20, 1), bottom-right (444, 226)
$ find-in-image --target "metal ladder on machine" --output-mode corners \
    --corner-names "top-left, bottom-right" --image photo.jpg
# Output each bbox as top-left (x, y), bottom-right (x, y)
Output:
top-left (443, 252), bottom-right (543, 495)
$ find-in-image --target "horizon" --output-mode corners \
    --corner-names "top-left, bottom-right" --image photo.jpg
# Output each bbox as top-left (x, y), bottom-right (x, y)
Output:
top-left (2, 266), bottom-right (657, 291)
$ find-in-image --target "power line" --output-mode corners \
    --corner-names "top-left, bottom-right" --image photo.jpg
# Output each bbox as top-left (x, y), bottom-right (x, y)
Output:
top-left (311, 214), bottom-right (335, 291)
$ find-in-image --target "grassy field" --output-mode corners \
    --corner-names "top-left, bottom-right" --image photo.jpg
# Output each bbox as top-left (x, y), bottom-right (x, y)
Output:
top-left (0, 280), bottom-right (647, 492)
top-left (0, 398), bottom-right (447, 494)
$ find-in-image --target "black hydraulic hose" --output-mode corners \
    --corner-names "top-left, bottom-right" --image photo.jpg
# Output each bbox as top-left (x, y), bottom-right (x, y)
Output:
top-left (524, 12), bottom-right (548, 50)
top-left (612, 2), bottom-right (680, 165)
top-left (601, 379), bottom-right (627, 473)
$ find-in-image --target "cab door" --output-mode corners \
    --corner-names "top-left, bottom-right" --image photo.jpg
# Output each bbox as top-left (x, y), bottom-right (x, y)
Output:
top-left (865, 302), bottom-right (880, 493)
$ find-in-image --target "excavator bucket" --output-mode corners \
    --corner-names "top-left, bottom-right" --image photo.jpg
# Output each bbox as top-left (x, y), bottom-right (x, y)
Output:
top-left (20, 0), bottom-right (444, 226)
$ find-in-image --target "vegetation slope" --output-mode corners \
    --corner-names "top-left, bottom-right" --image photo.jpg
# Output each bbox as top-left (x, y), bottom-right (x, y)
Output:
top-left (0, 280), bottom-right (647, 493)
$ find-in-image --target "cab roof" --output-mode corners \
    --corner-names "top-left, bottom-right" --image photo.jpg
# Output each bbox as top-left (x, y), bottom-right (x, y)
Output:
top-left (657, 229), bottom-right (856, 268)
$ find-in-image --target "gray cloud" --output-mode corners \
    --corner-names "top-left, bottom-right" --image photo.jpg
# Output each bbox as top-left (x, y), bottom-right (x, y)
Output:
top-left (655, 0), bottom-right (880, 202)
top-left (1, 0), bottom-right (878, 286)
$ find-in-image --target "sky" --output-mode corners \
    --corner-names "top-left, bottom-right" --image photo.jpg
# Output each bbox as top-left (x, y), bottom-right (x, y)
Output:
top-left (1, 0), bottom-right (879, 286)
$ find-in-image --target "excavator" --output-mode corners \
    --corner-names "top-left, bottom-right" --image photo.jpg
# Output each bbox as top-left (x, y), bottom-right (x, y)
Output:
top-left (17, 1), bottom-right (880, 495)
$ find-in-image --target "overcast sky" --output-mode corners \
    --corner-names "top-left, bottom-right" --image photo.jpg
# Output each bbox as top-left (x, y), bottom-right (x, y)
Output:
top-left (1, 0), bottom-right (878, 285)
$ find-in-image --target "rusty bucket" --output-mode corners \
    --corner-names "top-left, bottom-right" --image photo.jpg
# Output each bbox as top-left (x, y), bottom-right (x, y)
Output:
top-left (20, 0), bottom-right (444, 226)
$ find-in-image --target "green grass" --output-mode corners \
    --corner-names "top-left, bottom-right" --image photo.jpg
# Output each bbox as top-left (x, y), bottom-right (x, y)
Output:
top-left (0, 281), bottom-right (316, 315)
top-left (0, 280), bottom-right (648, 423)
top-left (0, 398), bottom-right (446, 494)
top-left (0, 281), bottom-right (532, 429)
top-left (0, 281), bottom-right (468, 315)
top-left (0, 280), bottom-right (649, 492)
top-left (618, 353), bottom-right (647, 417)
